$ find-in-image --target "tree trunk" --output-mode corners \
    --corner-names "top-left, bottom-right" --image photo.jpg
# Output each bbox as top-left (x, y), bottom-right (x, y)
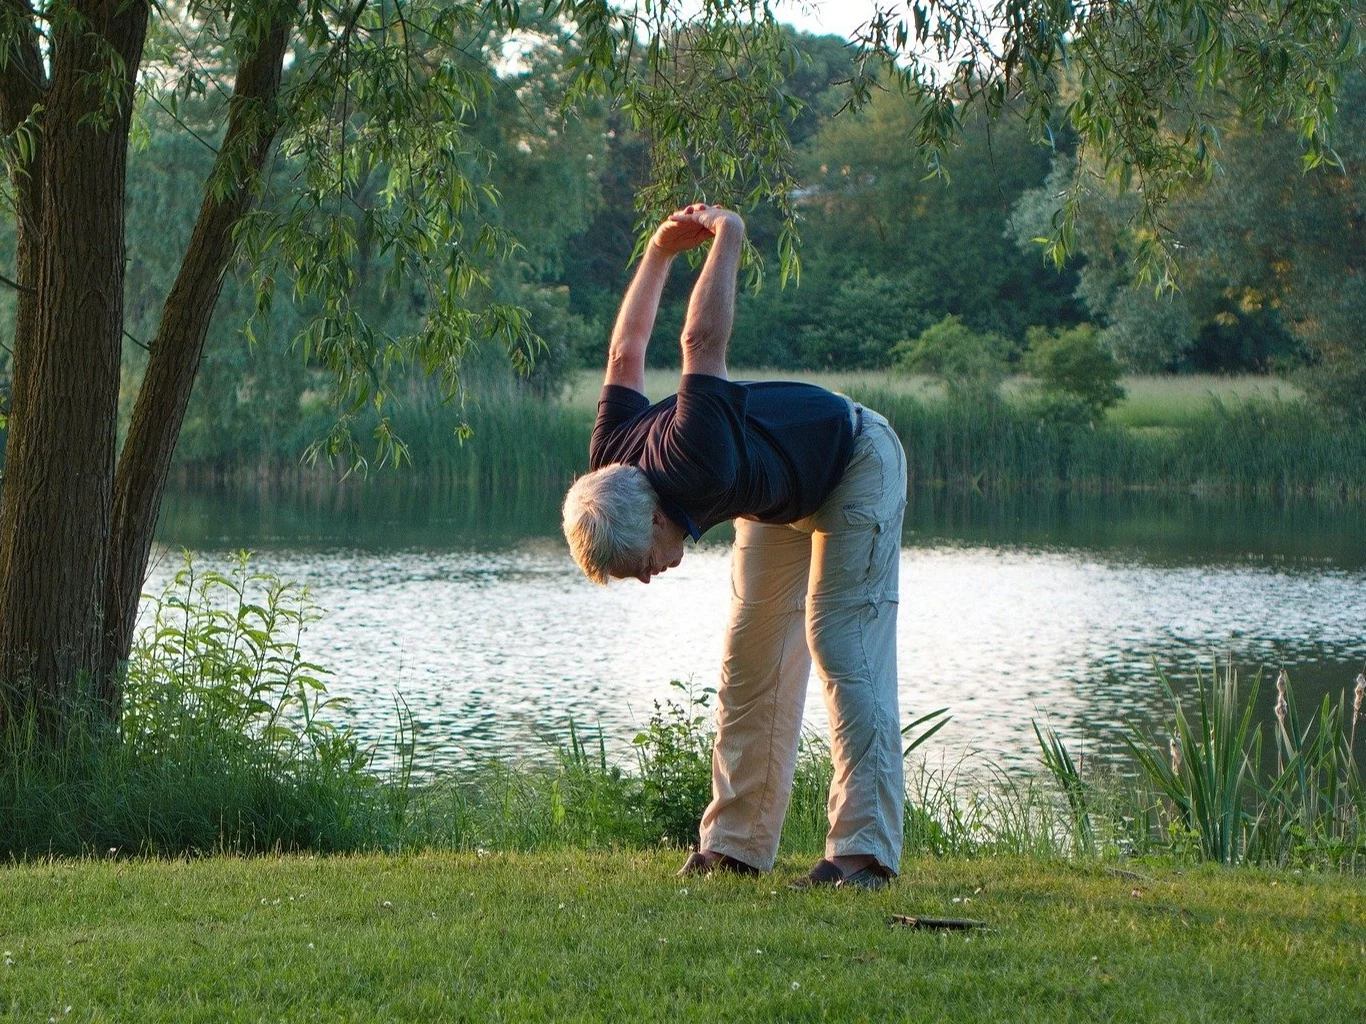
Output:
top-left (0, 2), bottom-right (49, 672)
top-left (98, 9), bottom-right (296, 703)
top-left (0, 0), bottom-right (149, 738)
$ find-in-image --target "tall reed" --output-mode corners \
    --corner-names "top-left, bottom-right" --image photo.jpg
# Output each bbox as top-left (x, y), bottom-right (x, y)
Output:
top-left (177, 380), bottom-right (1366, 500)
top-left (1122, 663), bottom-right (1262, 865)
top-left (1037, 662), bottom-right (1365, 869)
top-left (855, 388), bottom-right (1366, 499)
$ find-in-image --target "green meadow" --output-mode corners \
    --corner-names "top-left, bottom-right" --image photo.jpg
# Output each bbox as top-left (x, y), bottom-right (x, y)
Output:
top-left (3, 852), bottom-right (1363, 1023)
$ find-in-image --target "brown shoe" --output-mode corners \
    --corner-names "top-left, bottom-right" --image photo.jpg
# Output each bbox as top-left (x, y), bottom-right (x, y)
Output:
top-left (789, 858), bottom-right (892, 891)
top-left (676, 851), bottom-right (761, 877)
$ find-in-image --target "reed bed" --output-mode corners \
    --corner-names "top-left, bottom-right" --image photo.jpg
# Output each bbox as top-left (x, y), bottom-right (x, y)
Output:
top-left (859, 389), bottom-right (1366, 499)
top-left (173, 372), bottom-right (1359, 501)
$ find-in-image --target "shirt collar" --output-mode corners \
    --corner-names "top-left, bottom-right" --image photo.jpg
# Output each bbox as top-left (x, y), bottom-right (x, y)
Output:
top-left (657, 496), bottom-right (702, 542)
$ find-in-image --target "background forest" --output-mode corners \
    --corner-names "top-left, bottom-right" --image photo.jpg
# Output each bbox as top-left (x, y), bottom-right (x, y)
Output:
top-left (2, 23), bottom-right (1361, 467)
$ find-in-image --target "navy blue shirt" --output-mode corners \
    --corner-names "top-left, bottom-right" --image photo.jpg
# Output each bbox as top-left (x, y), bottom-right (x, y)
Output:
top-left (589, 374), bottom-right (855, 538)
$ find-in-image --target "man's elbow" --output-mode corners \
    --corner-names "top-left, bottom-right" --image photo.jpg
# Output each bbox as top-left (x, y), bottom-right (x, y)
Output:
top-left (680, 328), bottom-right (721, 356)
top-left (606, 350), bottom-right (643, 378)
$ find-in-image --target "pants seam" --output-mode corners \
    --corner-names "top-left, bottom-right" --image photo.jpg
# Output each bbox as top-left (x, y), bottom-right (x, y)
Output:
top-left (753, 605), bottom-right (796, 848)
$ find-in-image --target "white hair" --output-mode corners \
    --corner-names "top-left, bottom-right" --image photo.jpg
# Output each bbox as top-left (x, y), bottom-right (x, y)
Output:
top-left (562, 463), bottom-right (657, 584)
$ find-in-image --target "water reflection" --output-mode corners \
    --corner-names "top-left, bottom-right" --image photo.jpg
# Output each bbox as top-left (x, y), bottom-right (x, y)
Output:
top-left (152, 482), bottom-right (1366, 771)
top-left (907, 488), bottom-right (1366, 568)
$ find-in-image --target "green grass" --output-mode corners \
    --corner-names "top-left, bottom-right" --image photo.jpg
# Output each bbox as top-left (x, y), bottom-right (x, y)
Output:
top-left (1106, 375), bottom-right (1304, 429)
top-left (2, 851), bottom-right (1363, 1022)
top-left (566, 369), bottom-right (1306, 427)
top-left (564, 367), bottom-right (944, 410)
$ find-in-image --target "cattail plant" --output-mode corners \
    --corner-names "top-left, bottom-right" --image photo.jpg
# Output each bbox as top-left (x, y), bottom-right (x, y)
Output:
top-left (1352, 673), bottom-right (1364, 756)
top-left (1275, 669), bottom-right (1290, 774)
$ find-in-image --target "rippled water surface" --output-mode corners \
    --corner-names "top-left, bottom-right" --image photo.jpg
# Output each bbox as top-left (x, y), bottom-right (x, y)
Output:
top-left (152, 484), bottom-right (1366, 770)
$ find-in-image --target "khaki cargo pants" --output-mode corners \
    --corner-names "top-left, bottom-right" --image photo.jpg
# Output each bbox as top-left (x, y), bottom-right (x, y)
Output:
top-left (699, 406), bottom-right (908, 873)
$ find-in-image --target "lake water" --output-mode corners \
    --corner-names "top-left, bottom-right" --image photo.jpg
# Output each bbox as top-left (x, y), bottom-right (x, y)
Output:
top-left (152, 482), bottom-right (1366, 773)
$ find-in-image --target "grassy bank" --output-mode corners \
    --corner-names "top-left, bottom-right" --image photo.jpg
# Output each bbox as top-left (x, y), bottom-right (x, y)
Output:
top-left (4, 567), bottom-right (1366, 1017)
top-left (3, 852), bottom-right (1363, 1022)
top-left (5, 559), bottom-right (1364, 871)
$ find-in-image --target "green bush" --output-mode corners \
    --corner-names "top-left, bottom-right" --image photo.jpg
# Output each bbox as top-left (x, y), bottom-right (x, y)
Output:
top-left (892, 315), bottom-right (1012, 399)
top-left (1023, 324), bottom-right (1126, 421)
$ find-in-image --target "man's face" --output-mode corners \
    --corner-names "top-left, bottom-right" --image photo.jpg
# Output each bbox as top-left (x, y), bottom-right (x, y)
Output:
top-left (610, 509), bottom-right (686, 584)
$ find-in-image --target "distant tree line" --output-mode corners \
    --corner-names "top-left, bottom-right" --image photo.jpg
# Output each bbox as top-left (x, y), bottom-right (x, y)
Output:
top-left (2, 31), bottom-right (1362, 465)
top-left (123, 42), bottom-right (1366, 463)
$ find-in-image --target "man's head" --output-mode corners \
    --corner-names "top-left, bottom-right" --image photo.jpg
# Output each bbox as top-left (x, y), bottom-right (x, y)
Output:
top-left (562, 464), bottom-right (687, 584)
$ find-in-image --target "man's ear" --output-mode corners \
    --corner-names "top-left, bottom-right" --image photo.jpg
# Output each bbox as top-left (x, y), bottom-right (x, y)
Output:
top-left (651, 506), bottom-right (666, 527)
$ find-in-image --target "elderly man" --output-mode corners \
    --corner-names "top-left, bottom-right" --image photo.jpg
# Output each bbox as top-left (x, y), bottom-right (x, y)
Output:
top-left (562, 203), bottom-right (907, 889)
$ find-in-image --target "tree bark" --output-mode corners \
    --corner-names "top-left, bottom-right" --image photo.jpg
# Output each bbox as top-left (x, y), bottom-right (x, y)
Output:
top-left (0, 1), bottom-right (49, 732)
top-left (98, 6), bottom-right (297, 704)
top-left (0, 0), bottom-right (148, 737)
top-left (0, 0), bottom-right (48, 439)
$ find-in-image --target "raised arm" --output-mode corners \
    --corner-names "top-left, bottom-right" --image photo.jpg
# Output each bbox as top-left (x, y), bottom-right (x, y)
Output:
top-left (676, 205), bottom-right (744, 380)
top-left (604, 207), bottom-right (717, 392)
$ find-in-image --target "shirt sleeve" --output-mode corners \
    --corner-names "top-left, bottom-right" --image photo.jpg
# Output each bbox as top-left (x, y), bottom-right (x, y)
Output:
top-left (589, 384), bottom-right (650, 469)
top-left (651, 374), bottom-right (746, 500)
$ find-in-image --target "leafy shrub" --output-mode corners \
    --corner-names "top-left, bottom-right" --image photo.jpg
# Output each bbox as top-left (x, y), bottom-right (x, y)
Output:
top-left (1, 554), bottom-right (402, 857)
top-left (1023, 323), bottom-right (1126, 421)
top-left (892, 315), bottom-right (1012, 399)
top-left (633, 681), bottom-right (716, 847)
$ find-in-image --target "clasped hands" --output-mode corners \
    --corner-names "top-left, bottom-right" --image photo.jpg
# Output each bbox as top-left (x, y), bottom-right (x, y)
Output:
top-left (650, 203), bottom-right (744, 257)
